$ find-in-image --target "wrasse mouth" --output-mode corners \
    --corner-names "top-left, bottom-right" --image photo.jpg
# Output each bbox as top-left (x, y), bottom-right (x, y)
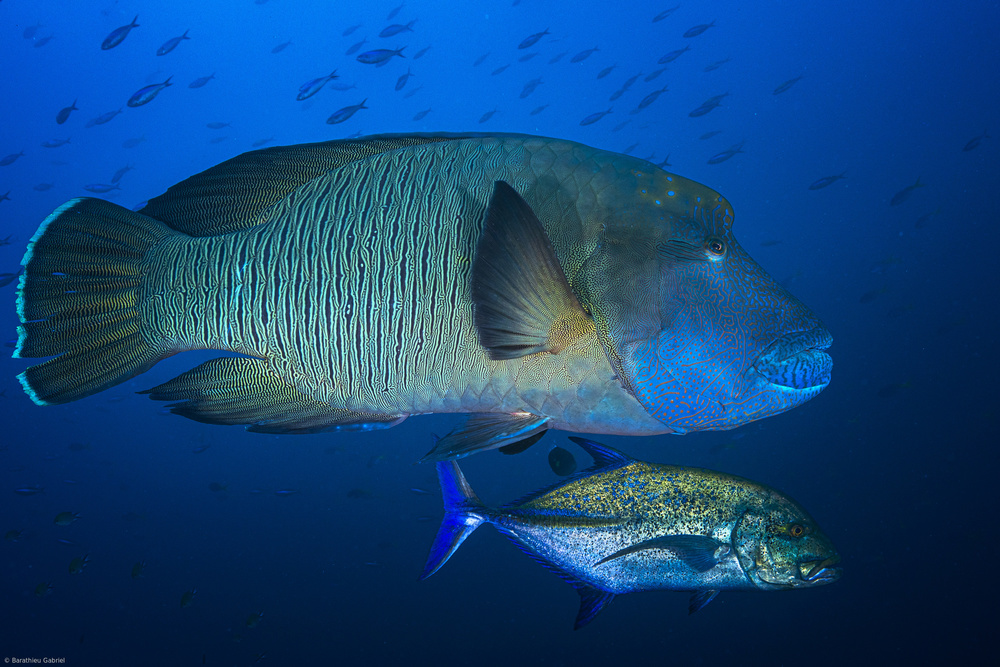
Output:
top-left (753, 328), bottom-right (833, 391)
top-left (800, 555), bottom-right (841, 584)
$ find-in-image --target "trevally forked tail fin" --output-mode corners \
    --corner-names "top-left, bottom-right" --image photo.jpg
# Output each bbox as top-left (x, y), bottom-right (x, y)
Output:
top-left (419, 459), bottom-right (487, 580)
top-left (14, 198), bottom-right (177, 405)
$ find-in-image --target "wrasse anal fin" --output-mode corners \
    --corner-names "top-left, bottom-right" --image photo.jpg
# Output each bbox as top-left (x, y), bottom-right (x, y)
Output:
top-left (141, 356), bottom-right (406, 434)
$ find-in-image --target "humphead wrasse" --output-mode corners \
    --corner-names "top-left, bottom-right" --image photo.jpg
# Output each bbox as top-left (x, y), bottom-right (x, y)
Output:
top-left (13, 133), bottom-right (832, 459)
top-left (422, 437), bottom-right (841, 628)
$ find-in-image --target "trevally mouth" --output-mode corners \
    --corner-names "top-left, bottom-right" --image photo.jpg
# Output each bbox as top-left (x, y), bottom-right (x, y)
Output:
top-left (800, 555), bottom-right (842, 584)
top-left (753, 327), bottom-right (833, 391)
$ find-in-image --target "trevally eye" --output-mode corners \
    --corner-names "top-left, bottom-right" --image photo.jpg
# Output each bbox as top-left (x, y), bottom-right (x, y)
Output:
top-left (706, 237), bottom-right (726, 256)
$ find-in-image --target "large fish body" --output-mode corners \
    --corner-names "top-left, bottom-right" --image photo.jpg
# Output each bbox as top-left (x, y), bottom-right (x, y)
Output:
top-left (422, 437), bottom-right (841, 628)
top-left (14, 134), bottom-right (832, 459)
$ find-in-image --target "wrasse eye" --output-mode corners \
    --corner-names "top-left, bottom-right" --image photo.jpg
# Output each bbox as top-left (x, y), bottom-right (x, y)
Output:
top-left (788, 523), bottom-right (807, 538)
top-left (707, 238), bottom-right (726, 256)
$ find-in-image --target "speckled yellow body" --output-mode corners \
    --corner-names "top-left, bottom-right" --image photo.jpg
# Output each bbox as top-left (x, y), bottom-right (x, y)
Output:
top-left (423, 439), bottom-right (840, 627)
top-left (492, 443), bottom-right (840, 595)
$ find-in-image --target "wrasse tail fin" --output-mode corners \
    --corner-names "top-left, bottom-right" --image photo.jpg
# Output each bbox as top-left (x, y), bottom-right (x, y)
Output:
top-left (15, 198), bottom-right (176, 405)
top-left (472, 180), bottom-right (594, 360)
top-left (140, 356), bottom-right (407, 434)
top-left (420, 459), bottom-right (487, 580)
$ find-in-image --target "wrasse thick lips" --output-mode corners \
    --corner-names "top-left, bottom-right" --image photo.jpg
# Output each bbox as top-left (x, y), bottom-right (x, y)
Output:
top-left (753, 328), bottom-right (833, 390)
top-left (801, 555), bottom-right (842, 583)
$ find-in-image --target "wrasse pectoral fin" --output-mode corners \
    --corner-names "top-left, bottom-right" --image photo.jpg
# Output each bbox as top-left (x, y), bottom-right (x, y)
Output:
top-left (472, 180), bottom-right (593, 360)
top-left (140, 357), bottom-right (407, 434)
top-left (420, 412), bottom-right (549, 462)
top-left (594, 534), bottom-right (724, 572)
top-left (688, 589), bottom-right (719, 614)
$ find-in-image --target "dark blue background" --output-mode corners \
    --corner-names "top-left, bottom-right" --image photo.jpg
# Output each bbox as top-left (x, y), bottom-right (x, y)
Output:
top-left (1, 1), bottom-right (996, 664)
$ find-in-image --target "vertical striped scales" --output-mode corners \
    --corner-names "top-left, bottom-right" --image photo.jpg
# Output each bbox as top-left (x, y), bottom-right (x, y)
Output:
top-left (15, 135), bottom-right (668, 457)
top-left (15, 133), bottom-right (832, 459)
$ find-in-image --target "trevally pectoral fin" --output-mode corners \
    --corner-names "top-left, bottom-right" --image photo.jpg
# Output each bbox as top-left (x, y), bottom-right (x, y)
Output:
top-left (594, 534), bottom-right (725, 573)
top-left (140, 356), bottom-right (407, 434)
top-left (471, 180), bottom-right (594, 360)
top-left (688, 589), bottom-right (719, 614)
top-left (419, 412), bottom-right (549, 462)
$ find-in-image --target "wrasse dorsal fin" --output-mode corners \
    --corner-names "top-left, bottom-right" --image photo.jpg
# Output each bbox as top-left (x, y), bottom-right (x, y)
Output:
top-left (139, 135), bottom-right (451, 237)
top-left (140, 357), bottom-right (407, 434)
top-left (594, 534), bottom-right (725, 572)
top-left (419, 412), bottom-right (549, 462)
top-left (688, 589), bottom-right (719, 614)
top-left (471, 180), bottom-right (593, 360)
top-left (567, 436), bottom-right (632, 469)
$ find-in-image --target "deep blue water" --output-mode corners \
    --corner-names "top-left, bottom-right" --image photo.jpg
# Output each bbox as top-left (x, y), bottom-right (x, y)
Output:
top-left (1, 1), bottom-right (997, 665)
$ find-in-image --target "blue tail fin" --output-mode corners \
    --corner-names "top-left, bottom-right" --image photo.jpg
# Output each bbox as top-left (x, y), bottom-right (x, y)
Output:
top-left (419, 461), bottom-right (487, 580)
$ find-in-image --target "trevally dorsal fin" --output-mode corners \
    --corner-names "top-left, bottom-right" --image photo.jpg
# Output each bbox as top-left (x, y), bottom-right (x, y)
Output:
top-left (594, 534), bottom-right (726, 573)
top-left (502, 438), bottom-right (632, 509)
top-left (419, 412), bottom-right (549, 462)
top-left (567, 436), bottom-right (632, 469)
top-left (471, 180), bottom-right (594, 360)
